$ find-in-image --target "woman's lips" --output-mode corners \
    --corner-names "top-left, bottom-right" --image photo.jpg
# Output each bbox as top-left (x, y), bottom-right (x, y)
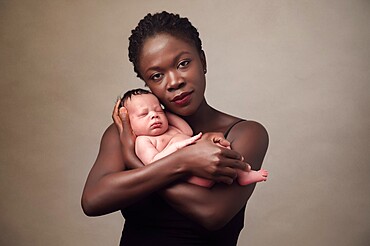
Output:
top-left (172, 91), bottom-right (193, 106)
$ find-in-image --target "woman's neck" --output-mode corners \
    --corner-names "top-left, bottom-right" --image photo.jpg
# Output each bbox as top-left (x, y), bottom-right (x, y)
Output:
top-left (183, 99), bottom-right (222, 133)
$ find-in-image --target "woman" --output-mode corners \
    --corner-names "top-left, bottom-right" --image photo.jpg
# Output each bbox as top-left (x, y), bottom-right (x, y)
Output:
top-left (81, 11), bottom-right (269, 246)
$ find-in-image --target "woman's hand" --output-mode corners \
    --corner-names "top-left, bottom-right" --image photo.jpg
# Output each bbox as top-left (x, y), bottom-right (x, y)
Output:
top-left (201, 132), bottom-right (231, 149)
top-left (177, 139), bottom-right (248, 185)
top-left (112, 99), bottom-right (143, 169)
top-left (161, 121), bottom-right (269, 230)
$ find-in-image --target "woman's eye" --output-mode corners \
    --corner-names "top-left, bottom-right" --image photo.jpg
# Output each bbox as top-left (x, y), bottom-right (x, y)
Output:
top-left (178, 60), bottom-right (191, 68)
top-left (150, 73), bottom-right (163, 81)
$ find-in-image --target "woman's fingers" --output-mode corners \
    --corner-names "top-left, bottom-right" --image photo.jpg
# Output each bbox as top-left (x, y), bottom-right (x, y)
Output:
top-left (216, 176), bottom-right (234, 185)
top-left (217, 166), bottom-right (238, 179)
top-left (210, 167), bottom-right (239, 185)
top-left (202, 132), bottom-right (231, 148)
top-left (112, 99), bottom-right (123, 132)
top-left (220, 148), bottom-right (246, 164)
top-left (119, 107), bottom-right (135, 137)
top-left (112, 100), bottom-right (135, 145)
top-left (181, 140), bottom-right (248, 184)
top-left (221, 147), bottom-right (242, 160)
top-left (217, 138), bottom-right (231, 149)
top-left (119, 106), bottom-right (128, 123)
top-left (113, 98), bottom-right (121, 117)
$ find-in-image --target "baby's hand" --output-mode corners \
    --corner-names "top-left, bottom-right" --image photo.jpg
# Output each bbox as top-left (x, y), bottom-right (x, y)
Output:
top-left (175, 132), bottom-right (202, 150)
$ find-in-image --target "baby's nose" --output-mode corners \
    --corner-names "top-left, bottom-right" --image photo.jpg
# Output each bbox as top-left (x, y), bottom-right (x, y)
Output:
top-left (151, 112), bottom-right (159, 119)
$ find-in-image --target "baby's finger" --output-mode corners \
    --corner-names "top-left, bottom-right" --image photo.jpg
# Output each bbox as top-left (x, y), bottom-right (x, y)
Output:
top-left (183, 134), bottom-right (202, 146)
top-left (193, 132), bottom-right (202, 141)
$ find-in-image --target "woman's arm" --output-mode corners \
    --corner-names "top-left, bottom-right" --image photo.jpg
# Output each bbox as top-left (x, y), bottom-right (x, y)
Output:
top-left (81, 124), bottom-right (191, 216)
top-left (81, 102), bottom-right (247, 216)
top-left (81, 125), bottom-right (246, 216)
top-left (161, 121), bottom-right (269, 230)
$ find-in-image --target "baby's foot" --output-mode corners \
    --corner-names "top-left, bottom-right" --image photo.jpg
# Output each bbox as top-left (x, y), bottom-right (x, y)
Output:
top-left (237, 169), bottom-right (268, 186)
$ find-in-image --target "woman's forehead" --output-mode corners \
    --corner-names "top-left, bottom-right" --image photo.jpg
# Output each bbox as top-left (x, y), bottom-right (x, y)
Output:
top-left (139, 34), bottom-right (197, 68)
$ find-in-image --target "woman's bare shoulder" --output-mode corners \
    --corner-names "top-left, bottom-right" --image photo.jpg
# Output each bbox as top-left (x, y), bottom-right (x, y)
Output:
top-left (97, 124), bottom-right (121, 162)
top-left (99, 123), bottom-right (119, 144)
top-left (227, 120), bottom-right (269, 169)
top-left (229, 120), bottom-right (268, 139)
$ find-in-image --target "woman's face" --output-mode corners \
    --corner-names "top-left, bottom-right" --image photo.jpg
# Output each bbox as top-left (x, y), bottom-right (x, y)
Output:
top-left (137, 33), bottom-right (206, 116)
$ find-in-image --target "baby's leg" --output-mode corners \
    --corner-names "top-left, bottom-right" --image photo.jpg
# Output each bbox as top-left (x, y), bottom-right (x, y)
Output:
top-left (187, 176), bottom-right (214, 188)
top-left (237, 169), bottom-right (268, 186)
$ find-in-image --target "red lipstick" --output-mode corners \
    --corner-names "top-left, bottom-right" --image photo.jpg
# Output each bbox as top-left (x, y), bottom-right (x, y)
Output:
top-left (172, 91), bottom-right (193, 106)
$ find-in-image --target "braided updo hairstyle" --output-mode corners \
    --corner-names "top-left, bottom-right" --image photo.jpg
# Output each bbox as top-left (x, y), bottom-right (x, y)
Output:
top-left (128, 11), bottom-right (203, 78)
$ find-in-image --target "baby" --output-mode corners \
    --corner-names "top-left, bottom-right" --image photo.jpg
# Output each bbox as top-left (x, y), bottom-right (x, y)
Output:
top-left (120, 88), bottom-right (268, 187)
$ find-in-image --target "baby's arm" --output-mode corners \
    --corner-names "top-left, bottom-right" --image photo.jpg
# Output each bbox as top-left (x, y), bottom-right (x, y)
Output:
top-left (151, 133), bottom-right (202, 163)
top-left (165, 111), bottom-right (193, 136)
top-left (136, 133), bottom-right (202, 165)
top-left (135, 136), bottom-right (162, 165)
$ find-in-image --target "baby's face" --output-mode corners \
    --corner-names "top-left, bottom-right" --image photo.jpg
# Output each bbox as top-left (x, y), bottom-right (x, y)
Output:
top-left (125, 94), bottom-right (169, 136)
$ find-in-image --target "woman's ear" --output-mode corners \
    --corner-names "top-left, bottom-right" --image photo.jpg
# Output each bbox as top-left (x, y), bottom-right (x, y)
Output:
top-left (200, 50), bottom-right (207, 74)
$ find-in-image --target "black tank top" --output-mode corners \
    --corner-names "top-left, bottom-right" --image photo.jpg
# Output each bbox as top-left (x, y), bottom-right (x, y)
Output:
top-left (120, 120), bottom-right (246, 246)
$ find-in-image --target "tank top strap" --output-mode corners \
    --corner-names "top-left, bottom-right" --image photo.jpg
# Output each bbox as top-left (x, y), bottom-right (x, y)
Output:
top-left (224, 119), bottom-right (246, 138)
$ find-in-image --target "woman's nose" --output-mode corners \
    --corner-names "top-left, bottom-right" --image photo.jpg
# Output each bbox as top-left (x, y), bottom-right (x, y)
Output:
top-left (166, 71), bottom-right (185, 92)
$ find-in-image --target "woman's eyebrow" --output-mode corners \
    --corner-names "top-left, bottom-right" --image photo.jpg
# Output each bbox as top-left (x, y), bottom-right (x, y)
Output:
top-left (174, 51), bottom-right (192, 61)
top-left (144, 51), bottom-right (192, 74)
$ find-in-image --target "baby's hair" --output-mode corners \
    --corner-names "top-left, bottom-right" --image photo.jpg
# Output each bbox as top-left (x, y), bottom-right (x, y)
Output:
top-left (120, 88), bottom-right (151, 108)
top-left (128, 11), bottom-right (203, 78)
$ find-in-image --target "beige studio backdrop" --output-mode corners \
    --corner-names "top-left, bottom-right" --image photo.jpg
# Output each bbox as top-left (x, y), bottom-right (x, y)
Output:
top-left (1, 0), bottom-right (369, 245)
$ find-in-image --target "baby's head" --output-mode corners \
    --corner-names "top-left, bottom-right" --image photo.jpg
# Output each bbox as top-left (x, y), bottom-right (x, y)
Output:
top-left (121, 89), bottom-right (169, 136)
top-left (120, 88), bottom-right (151, 108)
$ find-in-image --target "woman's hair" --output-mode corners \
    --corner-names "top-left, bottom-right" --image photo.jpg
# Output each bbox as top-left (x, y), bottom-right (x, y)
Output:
top-left (128, 11), bottom-right (203, 78)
